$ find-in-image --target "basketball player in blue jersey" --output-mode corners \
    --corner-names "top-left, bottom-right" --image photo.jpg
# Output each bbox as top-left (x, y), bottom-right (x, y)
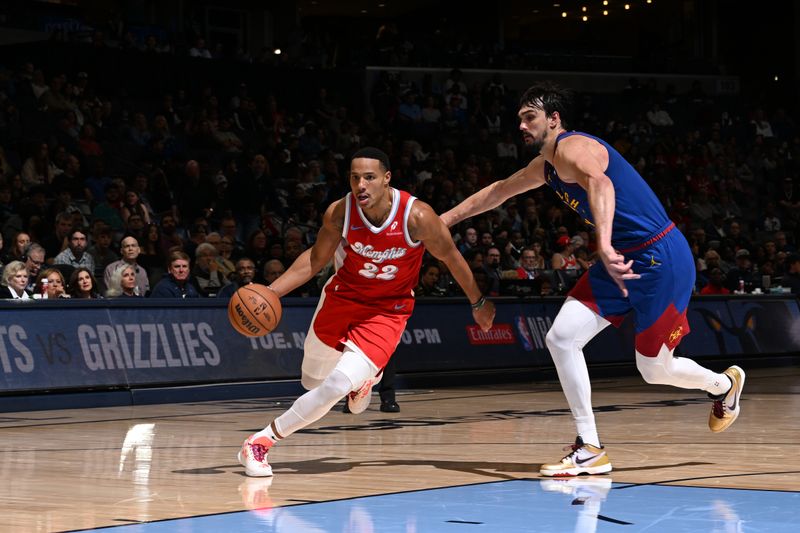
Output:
top-left (442, 82), bottom-right (745, 477)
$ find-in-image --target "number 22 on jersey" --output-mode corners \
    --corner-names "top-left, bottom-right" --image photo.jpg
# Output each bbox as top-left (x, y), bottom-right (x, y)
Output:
top-left (359, 262), bottom-right (398, 280)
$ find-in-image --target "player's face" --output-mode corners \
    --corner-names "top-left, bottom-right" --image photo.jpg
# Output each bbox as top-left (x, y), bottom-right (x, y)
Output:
top-left (518, 105), bottom-right (551, 152)
top-left (350, 158), bottom-right (390, 209)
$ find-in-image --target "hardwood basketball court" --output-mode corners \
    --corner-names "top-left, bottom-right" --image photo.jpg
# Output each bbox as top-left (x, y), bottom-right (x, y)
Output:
top-left (1, 366), bottom-right (798, 531)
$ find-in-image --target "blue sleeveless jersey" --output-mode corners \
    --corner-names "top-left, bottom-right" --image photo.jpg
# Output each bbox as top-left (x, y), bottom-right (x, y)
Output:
top-left (543, 131), bottom-right (672, 250)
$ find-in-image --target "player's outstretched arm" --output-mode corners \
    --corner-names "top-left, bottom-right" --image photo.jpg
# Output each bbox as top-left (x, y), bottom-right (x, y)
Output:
top-left (440, 156), bottom-right (546, 228)
top-left (268, 200), bottom-right (345, 297)
top-left (410, 201), bottom-right (495, 331)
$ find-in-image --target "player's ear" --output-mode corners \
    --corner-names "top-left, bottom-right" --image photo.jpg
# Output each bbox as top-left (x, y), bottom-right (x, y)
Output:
top-left (384, 170), bottom-right (392, 184)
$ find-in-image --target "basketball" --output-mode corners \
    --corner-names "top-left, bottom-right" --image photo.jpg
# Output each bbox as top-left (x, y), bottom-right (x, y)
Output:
top-left (227, 283), bottom-right (282, 337)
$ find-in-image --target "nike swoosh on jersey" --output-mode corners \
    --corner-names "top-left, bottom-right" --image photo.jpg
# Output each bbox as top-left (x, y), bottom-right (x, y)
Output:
top-left (350, 225), bottom-right (365, 230)
top-left (394, 303), bottom-right (407, 310)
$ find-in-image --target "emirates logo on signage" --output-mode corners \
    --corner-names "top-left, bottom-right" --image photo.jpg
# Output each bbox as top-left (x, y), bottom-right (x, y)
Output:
top-left (466, 324), bottom-right (516, 345)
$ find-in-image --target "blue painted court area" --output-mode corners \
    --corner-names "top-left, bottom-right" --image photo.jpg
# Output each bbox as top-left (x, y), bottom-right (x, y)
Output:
top-left (91, 479), bottom-right (799, 532)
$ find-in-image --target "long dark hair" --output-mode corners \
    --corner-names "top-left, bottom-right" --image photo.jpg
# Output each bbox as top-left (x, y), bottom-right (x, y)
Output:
top-left (68, 267), bottom-right (101, 298)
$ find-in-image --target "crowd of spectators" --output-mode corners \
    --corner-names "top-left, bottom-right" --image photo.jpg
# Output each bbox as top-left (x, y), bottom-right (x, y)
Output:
top-left (1, 38), bottom-right (799, 302)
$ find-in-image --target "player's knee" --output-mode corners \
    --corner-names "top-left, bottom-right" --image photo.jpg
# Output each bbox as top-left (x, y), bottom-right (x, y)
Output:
top-left (545, 324), bottom-right (573, 354)
top-left (318, 369), bottom-right (354, 400)
top-left (636, 353), bottom-right (669, 385)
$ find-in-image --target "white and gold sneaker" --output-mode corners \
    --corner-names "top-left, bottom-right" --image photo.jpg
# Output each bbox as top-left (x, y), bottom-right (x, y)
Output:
top-left (709, 365), bottom-right (745, 433)
top-left (540, 437), bottom-right (612, 477)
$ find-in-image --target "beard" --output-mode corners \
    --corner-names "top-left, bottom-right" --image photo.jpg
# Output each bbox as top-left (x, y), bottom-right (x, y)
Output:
top-left (523, 133), bottom-right (544, 154)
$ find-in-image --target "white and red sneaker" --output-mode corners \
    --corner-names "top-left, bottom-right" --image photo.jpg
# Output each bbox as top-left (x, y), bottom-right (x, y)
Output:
top-left (238, 434), bottom-right (274, 477)
top-left (347, 372), bottom-right (382, 414)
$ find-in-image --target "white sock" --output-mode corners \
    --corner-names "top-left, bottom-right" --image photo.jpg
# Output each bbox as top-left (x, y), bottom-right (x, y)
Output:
top-left (579, 430), bottom-right (601, 449)
top-left (253, 422), bottom-right (280, 443)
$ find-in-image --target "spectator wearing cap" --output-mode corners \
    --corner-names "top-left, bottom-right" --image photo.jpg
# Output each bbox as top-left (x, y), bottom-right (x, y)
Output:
top-left (54, 229), bottom-right (94, 271)
top-left (725, 249), bottom-right (757, 293)
top-left (551, 235), bottom-right (578, 272)
top-left (785, 254), bottom-right (800, 295)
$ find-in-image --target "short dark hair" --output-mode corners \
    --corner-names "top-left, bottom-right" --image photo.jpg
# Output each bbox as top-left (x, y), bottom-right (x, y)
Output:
top-left (351, 147), bottom-right (391, 172)
top-left (518, 81), bottom-right (573, 129)
top-left (787, 253), bottom-right (800, 265)
top-left (69, 229), bottom-right (87, 240)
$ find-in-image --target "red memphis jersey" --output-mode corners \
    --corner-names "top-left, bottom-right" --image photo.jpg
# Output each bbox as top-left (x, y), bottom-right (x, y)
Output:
top-left (332, 188), bottom-right (425, 306)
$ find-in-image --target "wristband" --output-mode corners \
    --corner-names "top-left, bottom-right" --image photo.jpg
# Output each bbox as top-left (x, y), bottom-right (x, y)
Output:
top-left (470, 296), bottom-right (486, 310)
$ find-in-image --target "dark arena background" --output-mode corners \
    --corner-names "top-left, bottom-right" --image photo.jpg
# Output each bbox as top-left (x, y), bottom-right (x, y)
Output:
top-left (0, 1), bottom-right (799, 531)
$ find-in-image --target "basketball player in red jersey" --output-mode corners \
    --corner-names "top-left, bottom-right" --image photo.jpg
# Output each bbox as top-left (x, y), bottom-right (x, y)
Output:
top-left (239, 147), bottom-right (495, 476)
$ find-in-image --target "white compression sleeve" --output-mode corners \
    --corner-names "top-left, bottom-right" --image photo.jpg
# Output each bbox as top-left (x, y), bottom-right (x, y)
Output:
top-left (636, 344), bottom-right (730, 394)
top-left (545, 297), bottom-right (611, 447)
top-left (274, 349), bottom-right (376, 437)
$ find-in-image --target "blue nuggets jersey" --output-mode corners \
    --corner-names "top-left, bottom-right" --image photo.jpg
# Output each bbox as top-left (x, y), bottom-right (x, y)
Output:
top-left (544, 131), bottom-right (672, 250)
top-left (550, 131), bottom-right (694, 355)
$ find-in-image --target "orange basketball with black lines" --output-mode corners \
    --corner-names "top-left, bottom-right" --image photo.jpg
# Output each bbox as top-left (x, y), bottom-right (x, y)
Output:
top-left (227, 283), bottom-right (282, 337)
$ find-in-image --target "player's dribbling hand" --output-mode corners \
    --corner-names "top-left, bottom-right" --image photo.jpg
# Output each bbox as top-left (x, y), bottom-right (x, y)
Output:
top-left (598, 247), bottom-right (640, 298)
top-left (473, 300), bottom-right (496, 332)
